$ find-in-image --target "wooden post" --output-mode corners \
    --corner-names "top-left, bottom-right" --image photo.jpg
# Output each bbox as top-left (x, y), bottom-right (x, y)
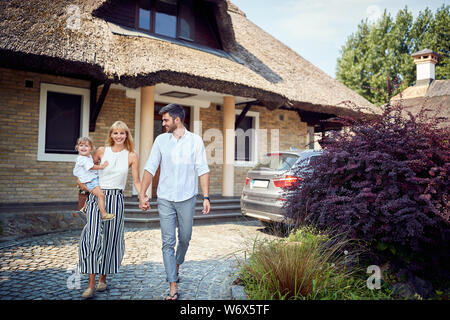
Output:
top-left (139, 86), bottom-right (155, 197)
top-left (222, 96), bottom-right (235, 196)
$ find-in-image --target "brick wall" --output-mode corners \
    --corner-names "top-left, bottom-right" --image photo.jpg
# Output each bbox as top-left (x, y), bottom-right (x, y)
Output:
top-left (0, 68), bottom-right (136, 203)
top-left (234, 105), bottom-right (309, 196)
top-left (0, 67), bottom-right (309, 202)
top-left (200, 103), bottom-right (223, 196)
top-left (199, 103), bottom-right (309, 197)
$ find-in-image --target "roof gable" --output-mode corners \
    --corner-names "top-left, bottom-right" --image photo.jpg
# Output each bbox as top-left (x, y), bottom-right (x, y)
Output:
top-left (91, 0), bottom-right (238, 52)
top-left (0, 0), bottom-right (376, 116)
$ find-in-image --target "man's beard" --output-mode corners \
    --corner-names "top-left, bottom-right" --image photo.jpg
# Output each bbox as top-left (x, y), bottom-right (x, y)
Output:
top-left (165, 124), bottom-right (176, 133)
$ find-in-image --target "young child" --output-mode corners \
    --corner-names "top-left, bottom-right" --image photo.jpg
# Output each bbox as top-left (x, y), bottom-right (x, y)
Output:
top-left (73, 137), bottom-right (115, 221)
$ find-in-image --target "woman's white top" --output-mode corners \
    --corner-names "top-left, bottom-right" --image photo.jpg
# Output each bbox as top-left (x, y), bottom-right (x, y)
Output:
top-left (98, 147), bottom-right (129, 190)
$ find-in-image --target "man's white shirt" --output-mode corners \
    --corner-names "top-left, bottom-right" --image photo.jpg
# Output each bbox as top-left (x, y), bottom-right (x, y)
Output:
top-left (144, 129), bottom-right (210, 202)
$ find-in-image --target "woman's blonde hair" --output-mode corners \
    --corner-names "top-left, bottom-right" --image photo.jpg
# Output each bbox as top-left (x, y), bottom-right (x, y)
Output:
top-left (106, 121), bottom-right (135, 152)
top-left (75, 136), bottom-right (94, 152)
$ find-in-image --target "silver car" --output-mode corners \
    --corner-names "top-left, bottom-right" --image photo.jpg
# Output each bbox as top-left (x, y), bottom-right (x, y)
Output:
top-left (240, 149), bottom-right (322, 225)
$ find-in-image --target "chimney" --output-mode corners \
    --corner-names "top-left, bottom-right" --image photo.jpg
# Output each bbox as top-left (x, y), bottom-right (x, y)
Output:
top-left (412, 49), bottom-right (439, 86)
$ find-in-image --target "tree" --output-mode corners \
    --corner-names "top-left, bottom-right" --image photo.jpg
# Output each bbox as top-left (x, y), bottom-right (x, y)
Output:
top-left (336, 5), bottom-right (449, 105)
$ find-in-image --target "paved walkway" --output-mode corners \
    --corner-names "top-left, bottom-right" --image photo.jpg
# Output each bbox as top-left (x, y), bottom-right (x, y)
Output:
top-left (0, 220), bottom-right (274, 300)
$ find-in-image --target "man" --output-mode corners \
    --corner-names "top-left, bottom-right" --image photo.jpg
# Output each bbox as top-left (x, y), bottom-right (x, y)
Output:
top-left (139, 103), bottom-right (210, 300)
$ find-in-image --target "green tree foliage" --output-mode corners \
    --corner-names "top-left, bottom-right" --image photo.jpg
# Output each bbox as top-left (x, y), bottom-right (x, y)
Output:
top-left (336, 5), bottom-right (449, 105)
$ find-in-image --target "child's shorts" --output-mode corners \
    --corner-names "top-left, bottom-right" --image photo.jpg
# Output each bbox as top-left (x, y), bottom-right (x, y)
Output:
top-left (85, 177), bottom-right (99, 192)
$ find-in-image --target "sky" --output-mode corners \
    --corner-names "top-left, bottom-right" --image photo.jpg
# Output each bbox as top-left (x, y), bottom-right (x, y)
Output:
top-left (231, 0), bottom-right (447, 78)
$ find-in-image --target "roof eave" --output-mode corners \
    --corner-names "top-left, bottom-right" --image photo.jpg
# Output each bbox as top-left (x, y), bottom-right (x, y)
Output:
top-left (0, 49), bottom-right (377, 118)
top-left (0, 48), bottom-right (109, 82)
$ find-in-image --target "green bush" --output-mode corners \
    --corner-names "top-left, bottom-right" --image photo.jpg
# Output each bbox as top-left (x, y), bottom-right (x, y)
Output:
top-left (238, 226), bottom-right (394, 300)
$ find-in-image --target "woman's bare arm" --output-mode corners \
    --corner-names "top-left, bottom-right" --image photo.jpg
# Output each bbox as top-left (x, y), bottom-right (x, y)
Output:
top-left (129, 151), bottom-right (141, 195)
top-left (92, 146), bottom-right (105, 165)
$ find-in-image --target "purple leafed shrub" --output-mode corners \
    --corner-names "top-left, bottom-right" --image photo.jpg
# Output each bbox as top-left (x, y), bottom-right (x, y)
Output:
top-left (284, 101), bottom-right (450, 281)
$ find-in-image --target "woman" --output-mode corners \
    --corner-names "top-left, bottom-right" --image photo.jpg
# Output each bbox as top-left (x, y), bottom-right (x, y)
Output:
top-left (77, 121), bottom-right (141, 299)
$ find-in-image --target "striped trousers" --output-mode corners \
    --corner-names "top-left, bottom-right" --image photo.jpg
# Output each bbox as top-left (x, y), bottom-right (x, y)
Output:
top-left (78, 189), bottom-right (125, 275)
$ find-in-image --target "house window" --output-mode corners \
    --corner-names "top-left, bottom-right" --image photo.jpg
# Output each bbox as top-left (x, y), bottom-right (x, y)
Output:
top-left (155, 0), bottom-right (177, 37)
top-left (138, 0), bottom-right (151, 30)
top-left (38, 83), bottom-right (90, 162)
top-left (136, 0), bottom-right (221, 49)
top-left (235, 116), bottom-right (252, 162)
top-left (45, 92), bottom-right (82, 154)
top-left (235, 110), bottom-right (259, 166)
top-left (178, 0), bottom-right (195, 41)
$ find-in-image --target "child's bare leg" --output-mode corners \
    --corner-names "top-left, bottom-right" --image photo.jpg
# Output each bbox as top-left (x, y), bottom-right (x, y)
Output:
top-left (90, 186), bottom-right (110, 219)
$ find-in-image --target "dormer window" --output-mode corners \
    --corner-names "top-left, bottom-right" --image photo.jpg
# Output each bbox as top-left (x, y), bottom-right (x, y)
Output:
top-left (178, 0), bottom-right (195, 40)
top-left (155, 0), bottom-right (177, 37)
top-left (138, 0), bottom-right (151, 30)
top-left (136, 0), bottom-right (222, 49)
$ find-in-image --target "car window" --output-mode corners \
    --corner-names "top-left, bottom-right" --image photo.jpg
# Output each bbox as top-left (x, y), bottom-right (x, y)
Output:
top-left (254, 153), bottom-right (299, 171)
top-left (308, 155), bottom-right (321, 165)
top-left (293, 154), bottom-right (321, 172)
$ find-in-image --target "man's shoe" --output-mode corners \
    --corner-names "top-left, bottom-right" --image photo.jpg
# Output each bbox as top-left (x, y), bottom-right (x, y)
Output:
top-left (165, 292), bottom-right (179, 300)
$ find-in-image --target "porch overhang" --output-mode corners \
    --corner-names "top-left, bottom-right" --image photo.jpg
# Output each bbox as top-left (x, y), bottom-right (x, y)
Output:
top-left (1, 49), bottom-right (371, 122)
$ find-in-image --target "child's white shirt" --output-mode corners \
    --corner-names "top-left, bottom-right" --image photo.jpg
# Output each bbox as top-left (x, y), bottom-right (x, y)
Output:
top-left (73, 155), bottom-right (98, 183)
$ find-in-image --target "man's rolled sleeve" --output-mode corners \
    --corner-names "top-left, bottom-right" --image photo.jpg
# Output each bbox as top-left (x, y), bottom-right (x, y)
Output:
top-left (195, 137), bottom-right (209, 177)
top-left (144, 138), bottom-right (161, 176)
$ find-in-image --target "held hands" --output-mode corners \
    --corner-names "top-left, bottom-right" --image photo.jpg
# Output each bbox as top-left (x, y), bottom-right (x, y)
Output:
top-left (139, 195), bottom-right (150, 211)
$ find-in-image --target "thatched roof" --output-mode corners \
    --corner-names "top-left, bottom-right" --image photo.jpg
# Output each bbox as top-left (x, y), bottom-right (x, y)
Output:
top-left (0, 0), bottom-right (377, 116)
top-left (391, 80), bottom-right (450, 126)
top-left (426, 79), bottom-right (450, 97)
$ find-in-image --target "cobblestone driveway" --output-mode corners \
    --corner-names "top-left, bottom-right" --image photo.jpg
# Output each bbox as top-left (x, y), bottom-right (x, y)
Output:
top-left (0, 220), bottom-right (273, 300)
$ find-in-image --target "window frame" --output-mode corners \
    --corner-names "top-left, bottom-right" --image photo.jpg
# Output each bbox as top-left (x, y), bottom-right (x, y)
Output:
top-left (154, 0), bottom-right (178, 38)
top-left (38, 83), bottom-right (90, 162)
top-left (234, 110), bottom-right (259, 167)
top-left (137, 1), bottom-right (153, 31)
top-left (135, 0), bottom-right (218, 47)
top-left (177, 0), bottom-right (195, 42)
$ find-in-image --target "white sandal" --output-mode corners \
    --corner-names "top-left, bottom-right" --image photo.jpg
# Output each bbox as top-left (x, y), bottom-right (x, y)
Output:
top-left (96, 282), bottom-right (107, 292)
top-left (81, 287), bottom-right (96, 299)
